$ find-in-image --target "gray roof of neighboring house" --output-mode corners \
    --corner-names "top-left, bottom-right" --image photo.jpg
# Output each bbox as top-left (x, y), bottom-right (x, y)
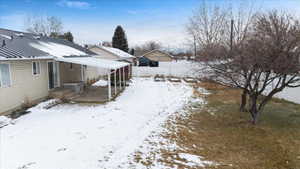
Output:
top-left (0, 28), bottom-right (95, 59)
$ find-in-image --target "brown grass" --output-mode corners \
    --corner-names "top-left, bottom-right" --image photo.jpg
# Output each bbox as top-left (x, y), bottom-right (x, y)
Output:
top-left (132, 82), bottom-right (300, 169)
top-left (177, 82), bottom-right (300, 169)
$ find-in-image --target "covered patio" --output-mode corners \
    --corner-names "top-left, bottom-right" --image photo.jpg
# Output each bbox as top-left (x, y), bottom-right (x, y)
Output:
top-left (54, 56), bottom-right (131, 103)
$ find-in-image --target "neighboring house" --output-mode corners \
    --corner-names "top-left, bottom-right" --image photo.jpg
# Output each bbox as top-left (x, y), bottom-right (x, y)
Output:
top-left (0, 28), bottom-right (129, 115)
top-left (89, 46), bottom-right (136, 63)
top-left (141, 50), bottom-right (173, 62)
top-left (89, 46), bottom-right (136, 79)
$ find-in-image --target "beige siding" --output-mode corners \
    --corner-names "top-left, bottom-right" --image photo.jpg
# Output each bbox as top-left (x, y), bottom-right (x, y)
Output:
top-left (59, 62), bottom-right (101, 84)
top-left (144, 51), bottom-right (173, 62)
top-left (85, 66), bottom-right (101, 81)
top-left (59, 62), bottom-right (82, 84)
top-left (0, 60), bottom-right (50, 114)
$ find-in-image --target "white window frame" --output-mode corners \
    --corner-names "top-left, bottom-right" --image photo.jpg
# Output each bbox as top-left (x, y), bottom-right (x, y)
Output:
top-left (0, 63), bottom-right (12, 88)
top-left (32, 61), bottom-right (41, 76)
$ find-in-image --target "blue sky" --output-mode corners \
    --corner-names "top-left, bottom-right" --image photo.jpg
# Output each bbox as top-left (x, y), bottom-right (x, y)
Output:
top-left (1, 0), bottom-right (300, 48)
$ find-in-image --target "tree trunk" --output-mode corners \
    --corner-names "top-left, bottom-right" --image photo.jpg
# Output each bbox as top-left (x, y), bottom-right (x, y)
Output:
top-left (240, 89), bottom-right (247, 112)
top-left (249, 94), bottom-right (259, 124)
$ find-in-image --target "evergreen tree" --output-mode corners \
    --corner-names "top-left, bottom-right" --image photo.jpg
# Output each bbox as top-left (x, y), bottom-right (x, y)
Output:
top-left (63, 32), bottom-right (74, 42)
top-left (130, 48), bottom-right (135, 55)
top-left (112, 25), bottom-right (129, 52)
top-left (50, 31), bottom-right (74, 43)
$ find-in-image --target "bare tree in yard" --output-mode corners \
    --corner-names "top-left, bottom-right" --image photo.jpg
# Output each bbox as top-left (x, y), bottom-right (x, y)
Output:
top-left (207, 11), bottom-right (300, 124)
top-left (187, 0), bottom-right (256, 112)
top-left (143, 41), bottom-right (162, 51)
top-left (26, 15), bottom-right (63, 36)
top-left (186, 1), bottom-right (229, 50)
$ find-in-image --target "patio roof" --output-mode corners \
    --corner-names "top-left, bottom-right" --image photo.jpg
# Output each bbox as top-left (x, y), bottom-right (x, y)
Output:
top-left (55, 56), bottom-right (129, 70)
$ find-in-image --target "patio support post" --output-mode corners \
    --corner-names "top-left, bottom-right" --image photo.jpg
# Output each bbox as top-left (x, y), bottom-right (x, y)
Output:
top-left (131, 64), bottom-right (132, 79)
top-left (129, 64), bottom-right (131, 79)
top-left (108, 71), bottom-right (111, 100)
top-left (123, 66), bottom-right (125, 88)
top-left (114, 69), bottom-right (117, 95)
top-left (119, 68), bottom-right (122, 90)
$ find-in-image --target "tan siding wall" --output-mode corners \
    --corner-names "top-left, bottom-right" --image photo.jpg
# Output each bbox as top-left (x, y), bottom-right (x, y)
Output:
top-left (144, 51), bottom-right (172, 62)
top-left (59, 62), bottom-right (82, 84)
top-left (85, 66), bottom-right (100, 81)
top-left (89, 47), bottom-right (119, 60)
top-left (0, 60), bottom-right (50, 114)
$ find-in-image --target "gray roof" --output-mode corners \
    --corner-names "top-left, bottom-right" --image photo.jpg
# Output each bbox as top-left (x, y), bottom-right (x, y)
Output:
top-left (0, 28), bottom-right (96, 59)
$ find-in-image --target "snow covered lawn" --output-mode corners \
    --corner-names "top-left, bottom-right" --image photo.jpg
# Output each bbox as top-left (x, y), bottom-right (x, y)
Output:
top-left (133, 61), bottom-right (201, 78)
top-left (1, 78), bottom-right (196, 169)
top-left (275, 87), bottom-right (300, 104)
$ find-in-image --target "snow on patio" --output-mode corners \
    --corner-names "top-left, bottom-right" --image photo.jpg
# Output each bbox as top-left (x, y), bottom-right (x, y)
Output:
top-left (0, 78), bottom-right (202, 169)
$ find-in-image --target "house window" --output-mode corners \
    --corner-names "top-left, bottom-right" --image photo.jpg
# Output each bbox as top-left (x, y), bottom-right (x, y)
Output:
top-left (32, 61), bottom-right (40, 75)
top-left (0, 63), bottom-right (12, 87)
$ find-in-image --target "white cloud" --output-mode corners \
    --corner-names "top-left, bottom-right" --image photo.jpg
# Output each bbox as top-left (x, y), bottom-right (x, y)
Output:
top-left (57, 0), bottom-right (90, 9)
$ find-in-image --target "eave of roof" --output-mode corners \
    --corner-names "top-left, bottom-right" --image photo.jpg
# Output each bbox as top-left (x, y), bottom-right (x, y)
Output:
top-left (140, 49), bottom-right (174, 58)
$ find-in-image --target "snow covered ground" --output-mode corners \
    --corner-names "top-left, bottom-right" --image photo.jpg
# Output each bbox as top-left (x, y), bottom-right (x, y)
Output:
top-left (133, 61), bottom-right (201, 78)
top-left (275, 87), bottom-right (300, 104)
top-left (265, 80), bottom-right (300, 104)
top-left (0, 78), bottom-right (203, 169)
top-left (132, 61), bottom-right (299, 104)
top-left (92, 79), bottom-right (108, 87)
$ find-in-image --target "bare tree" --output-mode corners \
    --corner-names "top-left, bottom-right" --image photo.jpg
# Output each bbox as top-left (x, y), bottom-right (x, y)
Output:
top-left (186, 1), bottom-right (229, 50)
top-left (26, 15), bottom-right (63, 36)
top-left (206, 11), bottom-right (300, 124)
top-left (134, 41), bottom-right (162, 56)
top-left (187, 0), bottom-right (256, 112)
top-left (102, 41), bottom-right (112, 47)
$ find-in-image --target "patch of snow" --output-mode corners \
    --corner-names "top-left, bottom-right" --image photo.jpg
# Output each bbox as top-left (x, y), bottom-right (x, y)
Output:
top-left (169, 78), bottom-right (181, 81)
top-left (134, 61), bottom-right (203, 78)
top-left (30, 41), bottom-right (87, 57)
top-left (274, 87), bottom-right (300, 104)
top-left (33, 36), bottom-right (41, 40)
top-left (102, 46), bottom-right (134, 58)
top-left (1, 78), bottom-right (194, 169)
top-left (29, 99), bottom-right (59, 110)
top-left (55, 56), bottom-right (129, 69)
top-left (0, 34), bottom-right (12, 40)
top-left (0, 116), bottom-right (11, 128)
top-left (122, 95), bottom-right (216, 168)
top-left (197, 87), bottom-right (211, 95)
top-left (178, 153), bottom-right (215, 167)
top-left (92, 79), bottom-right (108, 87)
top-left (265, 80), bottom-right (300, 104)
top-left (15, 33), bottom-right (24, 37)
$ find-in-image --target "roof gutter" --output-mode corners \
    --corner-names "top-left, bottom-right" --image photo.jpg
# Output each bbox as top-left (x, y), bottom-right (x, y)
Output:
top-left (0, 56), bottom-right (54, 61)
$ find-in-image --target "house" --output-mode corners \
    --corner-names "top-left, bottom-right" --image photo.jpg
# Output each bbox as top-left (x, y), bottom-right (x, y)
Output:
top-left (88, 45), bottom-right (136, 80)
top-left (89, 45), bottom-right (136, 63)
top-left (141, 50), bottom-right (173, 62)
top-left (0, 28), bottom-right (130, 115)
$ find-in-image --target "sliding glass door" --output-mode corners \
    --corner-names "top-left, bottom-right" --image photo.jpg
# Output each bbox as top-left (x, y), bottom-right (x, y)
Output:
top-left (48, 61), bottom-right (59, 89)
